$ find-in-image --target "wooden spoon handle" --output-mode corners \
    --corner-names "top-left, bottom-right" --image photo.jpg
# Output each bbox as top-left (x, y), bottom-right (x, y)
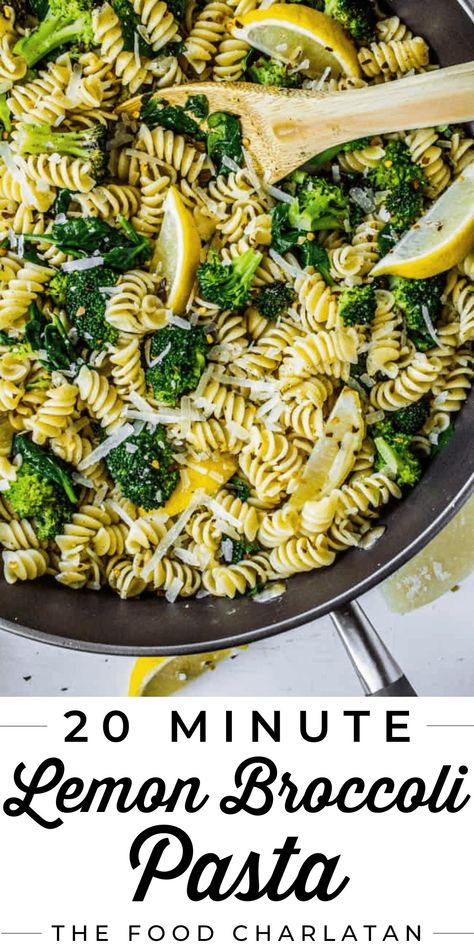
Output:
top-left (267, 61), bottom-right (474, 181)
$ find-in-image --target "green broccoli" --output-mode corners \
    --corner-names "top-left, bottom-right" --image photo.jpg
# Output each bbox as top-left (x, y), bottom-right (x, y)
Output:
top-left (146, 325), bottom-right (210, 404)
top-left (373, 425), bottom-right (422, 488)
top-left (270, 202), bottom-right (300, 255)
top-left (368, 140), bottom-right (424, 192)
top-left (390, 274), bottom-right (445, 351)
top-left (254, 281), bottom-right (293, 320)
top-left (21, 216), bottom-right (151, 271)
top-left (0, 93), bottom-right (11, 132)
top-left (13, 0), bottom-right (98, 68)
top-left (390, 399), bottom-right (430, 435)
top-left (324, 0), bottom-right (376, 42)
top-left (206, 111), bottom-right (243, 175)
top-left (4, 434), bottom-right (77, 539)
top-left (339, 283), bottom-right (376, 326)
top-left (247, 56), bottom-right (303, 87)
top-left (139, 94), bottom-right (207, 140)
top-left (108, 0), bottom-right (152, 56)
top-left (4, 464), bottom-right (75, 539)
top-left (221, 536), bottom-right (260, 564)
top-left (197, 248), bottom-right (262, 310)
top-left (105, 425), bottom-right (179, 509)
top-left (287, 175), bottom-right (350, 231)
top-left (49, 266), bottom-right (119, 350)
top-left (227, 476), bottom-right (251, 501)
top-left (385, 178), bottom-right (424, 230)
top-left (16, 122), bottom-right (108, 183)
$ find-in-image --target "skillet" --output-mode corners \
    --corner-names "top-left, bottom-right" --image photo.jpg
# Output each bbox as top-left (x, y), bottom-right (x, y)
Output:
top-left (0, 0), bottom-right (473, 659)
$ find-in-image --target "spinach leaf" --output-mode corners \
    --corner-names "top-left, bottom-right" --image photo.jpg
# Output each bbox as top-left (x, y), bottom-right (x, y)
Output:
top-left (13, 434), bottom-right (78, 503)
top-left (206, 112), bottom-right (243, 175)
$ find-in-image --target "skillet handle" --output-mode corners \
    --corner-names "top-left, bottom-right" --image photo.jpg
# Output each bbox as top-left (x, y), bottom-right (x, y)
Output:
top-left (330, 601), bottom-right (417, 697)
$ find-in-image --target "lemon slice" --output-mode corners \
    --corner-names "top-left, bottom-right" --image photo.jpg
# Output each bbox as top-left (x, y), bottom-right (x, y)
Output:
top-left (232, 4), bottom-right (361, 79)
top-left (128, 652), bottom-right (234, 697)
top-left (161, 455), bottom-right (237, 517)
top-left (153, 185), bottom-right (201, 314)
top-left (372, 164), bottom-right (474, 279)
top-left (290, 387), bottom-right (364, 508)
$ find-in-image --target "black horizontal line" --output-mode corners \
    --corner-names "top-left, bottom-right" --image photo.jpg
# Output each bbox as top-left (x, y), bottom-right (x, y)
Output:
top-left (427, 725), bottom-right (474, 728)
top-left (433, 933), bottom-right (474, 936)
top-left (0, 725), bottom-right (48, 729)
top-left (1, 934), bottom-right (43, 936)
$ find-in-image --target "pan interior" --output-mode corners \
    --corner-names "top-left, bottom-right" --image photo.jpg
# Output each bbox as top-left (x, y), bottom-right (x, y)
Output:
top-left (0, 0), bottom-right (473, 654)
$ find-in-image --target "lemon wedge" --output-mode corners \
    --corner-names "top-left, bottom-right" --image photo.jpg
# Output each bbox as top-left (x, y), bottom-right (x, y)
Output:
top-left (372, 164), bottom-right (474, 279)
top-left (290, 387), bottom-right (364, 508)
top-left (153, 185), bottom-right (201, 314)
top-left (160, 455), bottom-right (237, 517)
top-left (128, 653), bottom-right (235, 697)
top-left (232, 4), bottom-right (361, 79)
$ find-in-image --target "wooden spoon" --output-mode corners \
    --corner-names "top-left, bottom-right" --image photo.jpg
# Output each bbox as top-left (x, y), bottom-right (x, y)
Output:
top-left (119, 60), bottom-right (474, 183)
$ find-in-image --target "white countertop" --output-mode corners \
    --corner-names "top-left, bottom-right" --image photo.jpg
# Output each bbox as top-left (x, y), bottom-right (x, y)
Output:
top-left (0, 520), bottom-right (472, 697)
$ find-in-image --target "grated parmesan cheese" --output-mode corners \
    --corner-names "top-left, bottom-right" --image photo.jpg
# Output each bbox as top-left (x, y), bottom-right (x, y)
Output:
top-left (78, 423), bottom-right (135, 470)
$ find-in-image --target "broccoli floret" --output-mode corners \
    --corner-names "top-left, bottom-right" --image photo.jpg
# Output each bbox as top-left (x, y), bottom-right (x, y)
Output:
top-left (197, 248), bottom-right (262, 310)
top-left (0, 93), bottom-right (11, 132)
top-left (16, 123), bottom-right (108, 183)
top-left (49, 266), bottom-right (119, 350)
top-left (4, 434), bottom-right (77, 538)
top-left (325, 0), bottom-right (376, 41)
top-left (222, 535), bottom-right (260, 564)
top-left (139, 94), bottom-right (207, 139)
top-left (22, 215), bottom-right (151, 271)
top-left (390, 274), bottom-right (445, 351)
top-left (4, 463), bottom-right (74, 539)
top-left (385, 178), bottom-right (424, 230)
top-left (247, 56), bottom-right (303, 87)
top-left (254, 281), bottom-right (293, 320)
top-left (369, 140), bottom-right (424, 191)
top-left (339, 283), bottom-right (376, 326)
top-left (227, 476), bottom-right (251, 501)
top-left (146, 325), bottom-right (210, 404)
top-left (105, 425), bottom-right (179, 510)
top-left (290, 0), bottom-right (324, 8)
top-left (206, 111), bottom-right (243, 175)
top-left (373, 429), bottom-right (421, 488)
top-left (14, 0), bottom-right (97, 68)
top-left (390, 399), bottom-right (430, 435)
top-left (287, 175), bottom-right (349, 231)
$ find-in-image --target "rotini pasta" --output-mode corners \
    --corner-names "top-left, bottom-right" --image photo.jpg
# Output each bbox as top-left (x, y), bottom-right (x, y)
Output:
top-left (0, 0), bottom-right (471, 604)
